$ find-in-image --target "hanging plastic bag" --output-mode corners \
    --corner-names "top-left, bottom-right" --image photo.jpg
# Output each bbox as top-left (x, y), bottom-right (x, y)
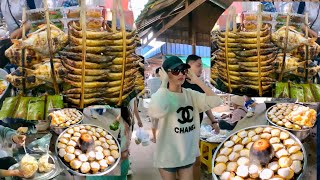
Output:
top-left (134, 128), bottom-right (150, 146)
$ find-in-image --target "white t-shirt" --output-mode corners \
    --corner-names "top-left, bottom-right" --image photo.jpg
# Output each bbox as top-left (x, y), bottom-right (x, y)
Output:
top-left (148, 87), bottom-right (222, 168)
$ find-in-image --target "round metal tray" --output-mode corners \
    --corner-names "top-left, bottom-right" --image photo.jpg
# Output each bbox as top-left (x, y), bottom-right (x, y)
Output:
top-left (55, 124), bottom-right (121, 176)
top-left (50, 108), bottom-right (84, 135)
top-left (265, 103), bottom-right (313, 141)
top-left (9, 154), bottom-right (61, 180)
top-left (212, 125), bottom-right (307, 180)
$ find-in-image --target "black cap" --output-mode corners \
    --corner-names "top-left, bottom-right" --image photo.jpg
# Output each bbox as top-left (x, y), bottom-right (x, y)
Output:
top-left (162, 56), bottom-right (190, 72)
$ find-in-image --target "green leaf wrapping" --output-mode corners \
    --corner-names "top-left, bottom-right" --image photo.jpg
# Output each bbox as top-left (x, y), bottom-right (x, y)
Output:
top-left (27, 96), bottom-right (45, 120)
top-left (275, 82), bottom-right (290, 98)
top-left (290, 83), bottom-right (305, 102)
top-left (45, 95), bottom-right (64, 119)
top-left (0, 97), bottom-right (19, 120)
top-left (13, 97), bottom-right (31, 119)
top-left (301, 84), bottom-right (315, 102)
top-left (310, 84), bottom-right (320, 101)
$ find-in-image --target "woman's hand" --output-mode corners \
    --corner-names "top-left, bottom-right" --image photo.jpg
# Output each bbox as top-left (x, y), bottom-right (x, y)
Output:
top-left (12, 135), bottom-right (26, 146)
top-left (10, 28), bottom-right (23, 39)
top-left (13, 169), bottom-right (25, 177)
top-left (159, 67), bottom-right (169, 88)
top-left (212, 123), bottom-right (220, 134)
top-left (137, 121), bottom-right (143, 128)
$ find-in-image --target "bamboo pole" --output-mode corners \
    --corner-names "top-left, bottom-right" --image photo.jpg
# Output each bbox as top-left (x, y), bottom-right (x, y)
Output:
top-left (43, 0), bottom-right (59, 94)
top-left (233, 8), bottom-right (236, 33)
top-left (257, 4), bottom-right (262, 96)
top-left (21, 7), bottom-right (27, 95)
top-left (112, 0), bottom-right (117, 32)
top-left (278, 4), bottom-right (292, 81)
top-left (305, 13), bottom-right (309, 82)
top-left (224, 7), bottom-right (234, 93)
top-left (80, 0), bottom-right (87, 108)
top-left (117, 0), bottom-right (127, 106)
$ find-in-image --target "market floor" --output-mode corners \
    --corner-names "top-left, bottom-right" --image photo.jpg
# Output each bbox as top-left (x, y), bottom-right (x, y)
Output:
top-left (127, 105), bottom-right (214, 180)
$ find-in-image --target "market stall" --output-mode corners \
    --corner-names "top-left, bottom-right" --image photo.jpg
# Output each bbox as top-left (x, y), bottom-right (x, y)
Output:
top-left (0, 0), bottom-right (143, 178)
top-left (211, 4), bottom-right (320, 99)
top-left (211, 101), bottom-right (318, 180)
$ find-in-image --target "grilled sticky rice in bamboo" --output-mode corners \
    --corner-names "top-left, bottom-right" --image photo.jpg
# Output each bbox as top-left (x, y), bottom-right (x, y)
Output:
top-left (5, 44), bottom-right (43, 67)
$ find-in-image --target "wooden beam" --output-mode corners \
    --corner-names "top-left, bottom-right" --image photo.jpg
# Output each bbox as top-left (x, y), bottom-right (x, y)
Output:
top-left (144, 0), bottom-right (206, 46)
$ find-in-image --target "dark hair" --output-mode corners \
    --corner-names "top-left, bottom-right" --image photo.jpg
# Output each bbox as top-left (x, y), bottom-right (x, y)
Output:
top-left (155, 67), bottom-right (161, 74)
top-left (186, 54), bottom-right (201, 64)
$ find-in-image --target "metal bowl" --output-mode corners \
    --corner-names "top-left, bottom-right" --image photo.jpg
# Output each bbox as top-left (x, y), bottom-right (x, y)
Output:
top-left (265, 104), bottom-right (313, 141)
top-left (212, 125), bottom-right (307, 180)
top-left (50, 108), bottom-right (84, 135)
top-left (55, 124), bottom-right (121, 176)
top-left (9, 153), bottom-right (61, 180)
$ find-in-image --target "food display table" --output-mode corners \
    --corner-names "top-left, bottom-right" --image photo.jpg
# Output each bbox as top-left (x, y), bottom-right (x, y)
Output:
top-left (227, 103), bottom-right (317, 180)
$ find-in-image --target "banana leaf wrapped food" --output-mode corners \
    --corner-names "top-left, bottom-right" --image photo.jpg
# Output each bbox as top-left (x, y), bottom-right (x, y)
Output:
top-left (45, 95), bottom-right (64, 119)
top-left (290, 83), bottom-right (305, 102)
top-left (301, 84), bottom-right (315, 102)
top-left (27, 96), bottom-right (45, 120)
top-left (274, 82), bottom-right (290, 98)
top-left (310, 84), bottom-right (320, 101)
top-left (13, 97), bottom-right (31, 119)
top-left (0, 97), bottom-right (19, 120)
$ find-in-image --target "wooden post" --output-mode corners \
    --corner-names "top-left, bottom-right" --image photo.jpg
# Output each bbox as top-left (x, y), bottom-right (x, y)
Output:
top-left (224, 6), bottom-right (234, 93)
top-left (80, 0), bottom-right (87, 108)
top-left (117, 0), bottom-right (127, 106)
top-left (112, 0), bottom-right (117, 32)
top-left (305, 13), bottom-right (309, 82)
top-left (43, 0), bottom-right (59, 94)
top-left (257, 4), bottom-right (262, 96)
top-left (21, 7), bottom-right (27, 95)
top-left (278, 4), bottom-right (292, 81)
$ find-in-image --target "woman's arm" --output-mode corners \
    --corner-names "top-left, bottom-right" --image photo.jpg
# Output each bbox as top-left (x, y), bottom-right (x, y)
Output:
top-left (10, 22), bottom-right (31, 39)
top-left (0, 169), bottom-right (23, 177)
top-left (0, 125), bottom-right (15, 143)
top-left (187, 71), bottom-right (215, 96)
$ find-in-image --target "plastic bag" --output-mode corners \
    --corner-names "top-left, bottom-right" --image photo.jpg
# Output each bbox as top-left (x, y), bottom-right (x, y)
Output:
top-left (20, 154), bottom-right (38, 178)
top-left (135, 128), bottom-right (150, 146)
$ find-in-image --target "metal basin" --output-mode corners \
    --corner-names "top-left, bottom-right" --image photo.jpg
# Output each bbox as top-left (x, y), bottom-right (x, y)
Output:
top-left (50, 108), bottom-right (84, 135)
top-left (265, 104), bottom-right (314, 141)
top-left (212, 125), bottom-right (307, 180)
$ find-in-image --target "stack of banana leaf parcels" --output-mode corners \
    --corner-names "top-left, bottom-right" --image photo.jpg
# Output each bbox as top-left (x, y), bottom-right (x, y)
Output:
top-left (4, 20), bottom-right (144, 107)
top-left (275, 82), bottom-right (320, 102)
top-left (0, 95), bottom-right (63, 122)
top-left (211, 21), bottom-right (320, 97)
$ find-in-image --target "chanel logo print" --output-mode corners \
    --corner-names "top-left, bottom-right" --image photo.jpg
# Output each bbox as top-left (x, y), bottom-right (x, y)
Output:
top-left (177, 106), bottom-right (194, 124)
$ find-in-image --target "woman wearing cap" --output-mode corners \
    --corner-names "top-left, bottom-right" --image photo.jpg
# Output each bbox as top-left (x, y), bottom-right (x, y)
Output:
top-left (219, 95), bottom-right (248, 130)
top-left (148, 56), bottom-right (222, 180)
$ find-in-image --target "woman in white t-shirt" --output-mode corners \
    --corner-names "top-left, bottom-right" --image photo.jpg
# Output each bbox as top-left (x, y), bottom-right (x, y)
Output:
top-left (148, 56), bottom-right (222, 180)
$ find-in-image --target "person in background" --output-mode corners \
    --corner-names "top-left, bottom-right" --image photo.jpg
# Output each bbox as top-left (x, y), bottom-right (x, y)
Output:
top-left (148, 56), bottom-right (222, 180)
top-left (150, 67), bottom-right (161, 143)
top-left (0, 0), bottom-right (39, 39)
top-left (244, 95), bottom-right (257, 118)
top-left (147, 67), bottom-right (161, 96)
top-left (182, 55), bottom-right (220, 180)
top-left (219, 95), bottom-right (248, 130)
top-left (0, 125), bottom-right (26, 178)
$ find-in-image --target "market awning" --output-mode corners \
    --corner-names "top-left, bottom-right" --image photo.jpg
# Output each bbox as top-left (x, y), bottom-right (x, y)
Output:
top-left (136, 0), bottom-right (234, 47)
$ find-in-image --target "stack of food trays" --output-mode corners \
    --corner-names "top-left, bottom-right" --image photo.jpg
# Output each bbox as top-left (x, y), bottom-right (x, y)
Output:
top-left (49, 108), bottom-right (84, 134)
top-left (266, 103), bottom-right (317, 141)
top-left (212, 125), bottom-right (306, 180)
top-left (55, 124), bottom-right (121, 176)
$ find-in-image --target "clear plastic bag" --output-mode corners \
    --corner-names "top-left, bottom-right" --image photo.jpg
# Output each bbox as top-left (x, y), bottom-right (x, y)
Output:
top-left (134, 128), bottom-right (150, 146)
top-left (20, 154), bottom-right (38, 178)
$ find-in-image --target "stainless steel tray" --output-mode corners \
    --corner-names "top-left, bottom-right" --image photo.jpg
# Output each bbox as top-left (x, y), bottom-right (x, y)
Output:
top-left (265, 103), bottom-right (314, 141)
top-left (212, 125), bottom-right (307, 180)
top-left (55, 124), bottom-right (121, 176)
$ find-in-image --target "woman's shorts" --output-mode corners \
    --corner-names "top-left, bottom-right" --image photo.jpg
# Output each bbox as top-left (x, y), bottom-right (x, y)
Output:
top-left (162, 163), bottom-right (194, 173)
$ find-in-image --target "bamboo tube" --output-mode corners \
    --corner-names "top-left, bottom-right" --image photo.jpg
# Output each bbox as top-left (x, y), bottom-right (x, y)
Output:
top-left (112, 0), bottom-right (117, 32)
top-left (233, 8), bottom-right (237, 33)
top-left (224, 7), bottom-right (234, 93)
top-left (278, 4), bottom-right (292, 81)
top-left (80, 0), bottom-right (87, 108)
top-left (21, 7), bottom-right (26, 95)
top-left (257, 4), bottom-right (262, 96)
top-left (43, 0), bottom-right (59, 94)
top-left (117, 0), bottom-right (127, 106)
top-left (305, 13), bottom-right (309, 82)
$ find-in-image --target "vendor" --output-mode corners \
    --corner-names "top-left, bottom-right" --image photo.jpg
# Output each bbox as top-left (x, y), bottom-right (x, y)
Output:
top-left (0, 125), bottom-right (26, 178)
top-left (219, 95), bottom-right (248, 130)
top-left (0, 0), bottom-right (39, 39)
